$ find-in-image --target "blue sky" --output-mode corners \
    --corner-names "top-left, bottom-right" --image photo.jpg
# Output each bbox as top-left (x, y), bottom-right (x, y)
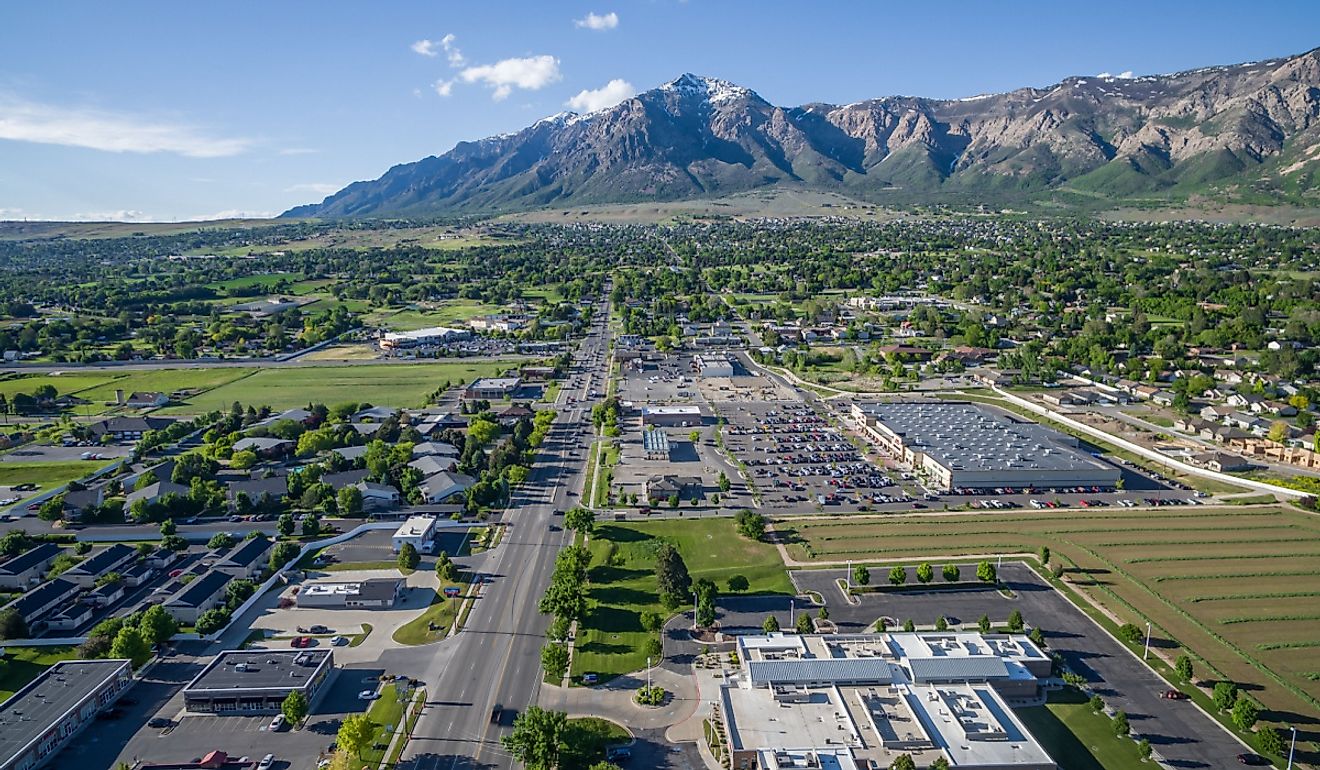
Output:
top-left (2, 0), bottom-right (1317, 221)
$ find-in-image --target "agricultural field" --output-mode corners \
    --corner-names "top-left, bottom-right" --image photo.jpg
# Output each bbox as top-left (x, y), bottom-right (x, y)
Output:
top-left (573, 518), bottom-right (792, 680)
top-left (778, 505), bottom-right (1320, 732)
top-left (0, 369), bottom-right (253, 412)
top-left (157, 360), bottom-right (521, 413)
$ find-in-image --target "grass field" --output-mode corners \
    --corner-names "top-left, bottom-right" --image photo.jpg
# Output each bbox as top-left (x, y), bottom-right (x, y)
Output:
top-left (0, 369), bottom-right (253, 412)
top-left (158, 360), bottom-right (519, 413)
top-left (573, 519), bottom-right (793, 680)
top-left (779, 505), bottom-right (1320, 733)
top-left (361, 300), bottom-right (504, 331)
top-left (0, 646), bottom-right (77, 700)
top-left (392, 581), bottom-right (469, 645)
top-left (358, 683), bottom-right (407, 769)
top-left (0, 459), bottom-right (116, 499)
top-left (1015, 688), bottom-right (1146, 770)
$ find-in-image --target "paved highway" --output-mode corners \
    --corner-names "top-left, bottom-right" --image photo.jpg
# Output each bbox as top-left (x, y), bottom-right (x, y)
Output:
top-left (398, 301), bottom-right (611, 770)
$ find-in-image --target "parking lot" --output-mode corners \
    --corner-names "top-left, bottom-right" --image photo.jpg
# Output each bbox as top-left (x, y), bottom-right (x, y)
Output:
top-left (720, 401), bottom-right (911, 513)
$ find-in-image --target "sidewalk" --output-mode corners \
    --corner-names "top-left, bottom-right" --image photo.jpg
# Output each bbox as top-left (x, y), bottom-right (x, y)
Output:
top-left (538, 665), bottom-right (697, 731)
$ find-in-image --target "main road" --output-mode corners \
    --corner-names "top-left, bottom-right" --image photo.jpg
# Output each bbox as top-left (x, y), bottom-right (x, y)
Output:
top-left (396, 301), bottom-right (611, 770)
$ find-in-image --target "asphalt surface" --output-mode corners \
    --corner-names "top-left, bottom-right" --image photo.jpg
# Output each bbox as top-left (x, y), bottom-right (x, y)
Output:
top-left (396, 304), bottom-right (610, 770)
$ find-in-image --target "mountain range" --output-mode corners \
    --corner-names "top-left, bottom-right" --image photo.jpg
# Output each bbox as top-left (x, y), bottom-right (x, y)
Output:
top-left (284, 48), bottom-right (1320, 217)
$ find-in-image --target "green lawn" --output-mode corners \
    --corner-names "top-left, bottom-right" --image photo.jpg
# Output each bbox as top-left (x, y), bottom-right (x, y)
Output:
top-left (0, 373), bottom-right (118, 401)
top-left (0, 460), bottom-right (117, 502)
top-left (392, 581), bottom-right (469, 645)
top-left (362, 300), bottom-right (504, 331)
top-left (157, 360), bottom-right (520, 414)
top-left (573, 519), bottom-right (792, 681)
top-left (0, 646), bottom-right (78, 700)
top-left (72, 368), bottom-right (255, 404)
top-left (1015, 688), bottom-right (1148, 770)
top-left (359, 683), bottom-right (408, 769)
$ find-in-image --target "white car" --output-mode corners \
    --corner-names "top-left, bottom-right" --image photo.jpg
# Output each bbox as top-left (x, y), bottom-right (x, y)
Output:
top-left (268, 714), bottom-right (286, 731)
top-left (257, 755), bottom-right (275, 770)
top-left (358, 689), bottom-right (379, 701)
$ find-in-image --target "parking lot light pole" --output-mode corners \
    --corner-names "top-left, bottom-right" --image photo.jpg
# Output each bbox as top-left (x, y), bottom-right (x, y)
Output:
top-left (1143, 622), bottom-right (1151, 660)
top-left (1287, 726), bottom-right (1296, 770)
top-left (646, 656), bottom-right (652, 694)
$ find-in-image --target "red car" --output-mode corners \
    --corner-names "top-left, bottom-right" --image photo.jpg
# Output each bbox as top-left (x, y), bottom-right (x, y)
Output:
top-left (291, 636), bottom-right (312, 648)
top-left (1161, 689), bottom-right (1188, 700)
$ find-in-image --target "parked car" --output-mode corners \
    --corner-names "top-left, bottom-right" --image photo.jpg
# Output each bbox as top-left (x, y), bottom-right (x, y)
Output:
top-left (269, 714), bottom-right (287, 731)
top-left (309, 624), bottom-right (331, 634)
top-left (257, 754), bottom-right (275, 770)
top-left (330, 635), bottom-right (348, 646)
top-left (1161, 689), bottom-right (1187, 700)
top-left (358, 690), bottom-right (379, 701)
top-left (1237, 754), bottom-right (1270, 766)
top-left (148, 718), bottom-right (171, 729)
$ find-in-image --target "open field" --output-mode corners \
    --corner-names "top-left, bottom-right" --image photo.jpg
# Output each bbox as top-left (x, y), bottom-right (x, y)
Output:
top-left (392, 580), bottom-right (468, 645)
top-left (362, 300), bottom-right (504, 331)
top-left (573, 518), bottom-right (792, 680)
top-left (157, 360), bottom-right (520, 413)
top-left (778, 505), bottom-right (1320, 732)
top-left (1015, 688), bottom-right (1146, 770)
top-left (0, 459), bottom-right (116, 499)
top-left (0, 368), bottom-right (253, 410)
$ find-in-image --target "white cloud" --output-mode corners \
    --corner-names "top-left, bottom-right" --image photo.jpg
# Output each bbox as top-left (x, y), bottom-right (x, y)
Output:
top-left (411, 39), bottom-right (440, 57)
top-left (460, 55), bottom-right (562, 100)
top-left (413, 34), bottom-right (465, 66)
top-left (566, 79), bottom-right (636, 112)
top-left (1098, 70), bottom-right (1135, 79)
top-left (434, 79), bottom-right (455, 97)
top-left (279, 147), bottom-right (319, 156)
top-left (0, 96), bottom-right (252, 157)
top-left (575, 11), bottom-right (619, 30)
top-left (284, 182), bottom-right (341, 195)
top-left (70, 210), bottom-right (152, 222)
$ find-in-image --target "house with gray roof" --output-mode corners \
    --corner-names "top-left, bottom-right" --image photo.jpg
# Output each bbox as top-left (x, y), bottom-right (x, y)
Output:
top-left (163, 569), bottom-right (231, 624)
top-left (62, 544), bottom-right (136, 588)
top-left (0, 543), bottom-right (62, 589)
top-left (210, 535), bottom-right (271, 579)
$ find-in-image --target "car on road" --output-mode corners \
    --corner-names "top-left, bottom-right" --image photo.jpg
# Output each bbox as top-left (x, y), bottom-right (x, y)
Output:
top-left (358, 689), bottom-right (379, 701)
top-left (1161, 689), bottom-right (1187, 700)
top-left (257, 754), bottom-right (275, 770)
top-left (268, 714), bottom-right (287, 731)
top-left (490, 704), bottom-right (503, 724)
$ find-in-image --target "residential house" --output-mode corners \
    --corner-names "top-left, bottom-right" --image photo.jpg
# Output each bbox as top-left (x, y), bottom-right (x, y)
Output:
top-left (417, 471), bottom-right (476, 504)
top-left (1200, 405), bottom-right (1235, 422)
top-left (1, 578), bottom-right (81, 630)
top-left (60, 488), bottom-right (105, 521)
top-left (255, 407), bottom-right (315, 428)
top-left (62, 544), bottom-right (137, 588)
top-left (120, 560), bottom-right (157, 588)
top-left (87, 579), bottom-right (126, 608)
top-left (1259, 400), bottom-right (1298, 417)
top-left (497, 404), bottom-right (534, 426)
top-left (1151, 390), bottom-right (1176, 407)
top-left (47, 601), bottom-right (95, 632)
top-left (321, 468), bottom-right (370, 490)
top-left (412, 441), bottom-right (458, 459)
top-left (354, 481), bottom-right (401, 510)
top-left (211, 536), bottom-right (271, 580)
top-left (162, 569), bottom-right (231, 624)
top-left (88, 416), bottom-right (173, 442)
top-left (231, 437), bottom-right (294, 459)
top-left (1192, 452), bottom-right (1252, 472)
top-left (124, 391), bottom-right (169, 408)
top-left (1227, 393), bottom-right (1264, 409)
top-left (1173, 417), bottom-right (1214, 435)
top-left (349, 422), bottom-right (384, 437)
top-left (330, 445), bottom-right (371, 463)
top-left (0, 542), bottom-right (62, 589)
top-left (408, 455), bottom-right (456, 478)
top-left (352, 406), bottom-right (399, 423)
top-left (225, 476), bottom-right (287, 509)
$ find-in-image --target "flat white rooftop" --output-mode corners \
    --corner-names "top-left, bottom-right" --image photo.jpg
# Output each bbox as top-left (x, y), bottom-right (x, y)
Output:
top-left (394, 515), bottom-right (436, 539)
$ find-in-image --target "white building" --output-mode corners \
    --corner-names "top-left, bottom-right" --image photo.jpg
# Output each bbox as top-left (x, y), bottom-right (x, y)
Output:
top-left (380, 326), bottom-right (470, 350)
top-left (392, 515), bottom-right (437, 554)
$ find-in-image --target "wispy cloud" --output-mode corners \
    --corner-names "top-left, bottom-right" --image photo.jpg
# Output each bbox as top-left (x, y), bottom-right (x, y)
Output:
top-left (284, 182), bottom-right (342, 196)
top-left (278, 147), bottom-right (319, 156)
top-left (460, 55), bottom-right (561, 101)
top-left (71, 210), bottom-right (152, 222)
top-left (0, 96), bottom-right (251, 157)
top-left (566, 79), bottom-right (635, 112)
top-left (575, 11), bottom-right (619, 30)
top-left (1098, 70), bottom-right (1135, 79)
top-left (434, 79), bottom-right (456, 97)
top-left (413, 34), bottom-right (465, 67)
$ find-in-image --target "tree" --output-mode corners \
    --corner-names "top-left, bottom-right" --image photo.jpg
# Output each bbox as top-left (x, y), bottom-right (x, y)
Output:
top-left (852, 564), bottom-right (870, 586)
top-left (541, 644), bottom-right (570, 681)
top-left (398, 542), bottom-right (420, 572)
top-left (762, 615), bottom-right (780, 633)
top-left (727, 574), bottom-right (749, 592)
top-left (111, 625), bottom-right (152, 668)
top-left (1175, 654), bottom-right (1194, 682)
top-left (1112, 710), bottom-right (1129, 737)
top-left (435, 551), bottom-right (458, 581)
top-left (337, 485), bottom-right (363, 517)
top-left (269, 541), bottom-right (299, 573)
top-left (282, 690), bottom-right (309, 725)
top-left (276, 512), bottom-right (295, 537)
top-left (1090, 694), bottom-right (1105, 713)
top-left (694, 579), bottom-right (719, 628)
top-left (902, 619), bottom-right (915, 632)
top-left (734, 509), bottom-right (765, 540)
top-left (0, 608), bottom-right (28, 640)
top-left (930, 758), bottom-right (950, 770)
top-left (1138, 738), bottom-right (1152, 760)
top-left (1006, 609), bottom-right (1024, 633)
top-left (1231, 698), bottom-right (1259, 731)
top-left (1038, 545), bottom-right (1050, 565)
top-left (1118, 623), bottom-right (1144, 644)
top-left (795, 612), bottom-right (814, 634)
top-left (889, 565), bottom-right (907, 586)
top-left (502, 706), bottom-right (567, 770)
top-left (1212, 681), bottom-right (1238, 711)
top-left (37, 494), bottom-right (64, 522)
top-left (138, 604), bottom-right (178, 647)
top-left (1255, 726), bottom-right (1285, 757)
top-left (207, 532), bottom-right (235, 550)
top-left (230, 450), bottom-right (258, 470)
top-left (935, 616), bottom-right (949, 631)
top-left (1268, 419), bottom-right (1291, 444)
top-left (890, 754), bottom-right (916, 770)
top-left (1028, 626), bottom-right (1046, 647)
top-left (654, 543), bottom-right (692, 606)
top-left (301, 512), bottom-right (321, 538)
top-left (337, 713), bottom-right (377, 758)
top-left (942, 563), bottom-right (959, 582)
top-left (159, 518), bottom-right (176, 536)
top-left (195, 608), bottom-right (231, 635)
top-left (916, 562), bottom-right (933, 584)
top-left (978, 614), bottom-right (991, 633)
top-left (976, 560), bottom-right (996, 583)
top-left (564, 507), bottom-right (596, 534)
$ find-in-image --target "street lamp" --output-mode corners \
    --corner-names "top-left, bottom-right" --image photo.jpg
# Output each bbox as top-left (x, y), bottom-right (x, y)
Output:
top-left (646, 656), bottom-right (652, 695)
top-left (1143, 621), bottom-right (1152, 661)
top-left (1287, 726), bottom-right (1296, 770)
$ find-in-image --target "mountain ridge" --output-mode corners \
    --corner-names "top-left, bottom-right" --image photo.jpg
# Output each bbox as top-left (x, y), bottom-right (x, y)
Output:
top-left (284, 49), bottom-right (1320, 217)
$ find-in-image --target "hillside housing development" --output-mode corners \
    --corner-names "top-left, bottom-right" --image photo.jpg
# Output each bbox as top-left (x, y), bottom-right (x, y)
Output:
top-left (851, 402), bottom-right (1121, 491)
top-left (718, 633), bottom-right (1055, 770)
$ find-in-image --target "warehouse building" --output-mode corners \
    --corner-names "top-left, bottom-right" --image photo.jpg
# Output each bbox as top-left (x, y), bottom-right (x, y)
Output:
top-left (641, 404), bottom-right (703, 428)
top-left (0, 659), bottom-right (133, 770)
top-left (298, 577), bottom-right (406, 609)
top-left (851, 402), bottom-right (1120, 491)
top-left (379, 326), bottom-right (470, 350)
top-left (718, 633), bottom-right (1054, 770)
top-left (183, 649), bottom-right (333, 714)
